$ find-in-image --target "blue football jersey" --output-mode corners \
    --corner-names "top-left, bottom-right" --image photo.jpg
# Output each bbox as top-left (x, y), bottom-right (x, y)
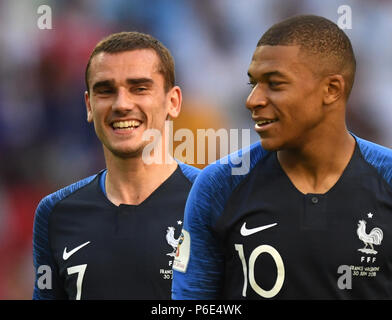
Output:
top-left (172, 135), bottom-right (392, 299)
top-left (33, 162), bottom-right (199, 300)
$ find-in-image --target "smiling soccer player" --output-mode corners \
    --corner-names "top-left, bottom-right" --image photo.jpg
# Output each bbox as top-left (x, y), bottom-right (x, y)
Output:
top-left (172, 15), bottom-right (392, 299)
top-left (32, 32), bottom-right (199, 300)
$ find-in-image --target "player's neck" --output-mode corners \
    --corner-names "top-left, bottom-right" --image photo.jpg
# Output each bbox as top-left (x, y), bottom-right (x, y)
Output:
top-left (277, 128), bottom-right (355, 195)
top-left (104, 153), bottom-right (178, 206)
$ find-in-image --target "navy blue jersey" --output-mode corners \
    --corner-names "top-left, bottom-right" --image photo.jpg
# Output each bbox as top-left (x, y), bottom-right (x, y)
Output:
top-left (172, 136), bottom-right (392, 299)
top-left (33, 162), bottom-right (199, 300)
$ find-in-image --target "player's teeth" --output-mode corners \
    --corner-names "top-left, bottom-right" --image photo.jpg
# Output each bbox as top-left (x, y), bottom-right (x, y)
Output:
top-left (256, 120), bottom-right (276, 125)
top-left (113, 120), bottom-right (141, 128)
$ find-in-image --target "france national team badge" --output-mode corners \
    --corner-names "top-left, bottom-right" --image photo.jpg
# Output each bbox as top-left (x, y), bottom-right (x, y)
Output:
top-left (166, 227), bottom-right (180, 257)
top-left (173, 229), bottom-right (191, 273)
top-left (165, 220), bottom-right (183, 257)
top-left (349, 214), bottom-right (384, 280)
top-left (357, 219), bottom-right (383, 255)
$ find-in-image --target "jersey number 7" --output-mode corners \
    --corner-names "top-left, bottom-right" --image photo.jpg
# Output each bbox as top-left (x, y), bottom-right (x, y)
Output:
top-left (67, 264), bottom-right (87, 300)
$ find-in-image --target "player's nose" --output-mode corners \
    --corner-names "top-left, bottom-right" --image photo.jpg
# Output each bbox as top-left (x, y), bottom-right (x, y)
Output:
top-left (246, 84), bottom-right (268, 111)
top-left (112, 87), bottom-right (134, 113)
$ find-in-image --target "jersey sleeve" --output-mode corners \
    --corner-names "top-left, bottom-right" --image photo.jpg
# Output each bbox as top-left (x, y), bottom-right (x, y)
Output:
top-left (355, 135), bottom-right (392, 186)
top-left (32, 196), bottom-right (67, 299)
top-left (171, 165), bottom-right (226, 299)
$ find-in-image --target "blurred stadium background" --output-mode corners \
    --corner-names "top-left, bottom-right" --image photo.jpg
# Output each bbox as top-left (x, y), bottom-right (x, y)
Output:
top-left (0, 0), bottom-right (391, 299)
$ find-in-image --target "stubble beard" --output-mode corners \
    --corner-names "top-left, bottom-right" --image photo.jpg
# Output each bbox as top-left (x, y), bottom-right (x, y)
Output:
top-left (101, 136), bottom-right (149, 161)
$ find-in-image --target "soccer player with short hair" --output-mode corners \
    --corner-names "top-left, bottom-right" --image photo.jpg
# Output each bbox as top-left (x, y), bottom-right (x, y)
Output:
top-left (33, 32), bottom-right (199, 299)
top-left (172, 15), bottom-right (392, 299)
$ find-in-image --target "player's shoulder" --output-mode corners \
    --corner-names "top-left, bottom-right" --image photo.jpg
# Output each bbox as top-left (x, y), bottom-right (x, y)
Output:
top-left (35, 173), bottom-right (99, 218)
top-left (176, 161), bottom-right (201, 184)
top-left (182, 141), bottom-right (268, 231)
top-left (354, 134), bottom-right (392, 185)
top-left (193, 141), bottom-right (268, 194)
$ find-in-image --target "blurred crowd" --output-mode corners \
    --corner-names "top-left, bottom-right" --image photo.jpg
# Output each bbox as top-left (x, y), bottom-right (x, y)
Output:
top-left (0, 0), bottom-right (391, 299)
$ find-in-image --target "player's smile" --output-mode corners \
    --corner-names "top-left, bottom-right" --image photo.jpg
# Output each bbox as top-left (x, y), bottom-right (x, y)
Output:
top-left (253, 117), bottom-right (279, 132)
top-left (112, 120), bottom-right (142, 131)
top-left (110, 119), bottom-right (144, 135)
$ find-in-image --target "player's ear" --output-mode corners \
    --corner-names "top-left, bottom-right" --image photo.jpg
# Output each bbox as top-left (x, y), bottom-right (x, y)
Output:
top-left (166, 86), bottom-right (182, 119)
top-left (323, 74), bottom-right (345, 105)
top-left (85, 91), bottom-right (94, 123)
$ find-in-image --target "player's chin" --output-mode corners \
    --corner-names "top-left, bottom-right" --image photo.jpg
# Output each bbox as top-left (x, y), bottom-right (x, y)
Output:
top-left (257, 132), bottom-right (279, 151)
top-left (258, 133), bottom-right (283, 151)
top-left (109, 143), bottom-right (146, 159)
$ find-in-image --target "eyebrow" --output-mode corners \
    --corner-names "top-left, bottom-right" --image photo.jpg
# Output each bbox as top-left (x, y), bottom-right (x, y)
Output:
top-left (126, 78), bottom-right (154, 86)
top-left (92, 78), bottom-right (154, 92)
top-left (247, 70), bottom-right (288, 80)
top-left (92, 80), bottom-right (115, 92)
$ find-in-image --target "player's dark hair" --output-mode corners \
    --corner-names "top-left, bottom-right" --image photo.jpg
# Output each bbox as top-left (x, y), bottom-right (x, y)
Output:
top-left (258, 15), bottom-right (356, 99)
top-left (85, 31), bottom-right (175, 93)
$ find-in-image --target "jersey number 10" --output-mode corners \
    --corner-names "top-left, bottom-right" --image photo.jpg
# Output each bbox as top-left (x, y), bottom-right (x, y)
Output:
top-left (235, 244), bottom-right (285, 298)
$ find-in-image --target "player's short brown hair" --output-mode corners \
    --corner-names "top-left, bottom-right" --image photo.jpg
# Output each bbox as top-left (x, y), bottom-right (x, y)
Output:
top-left (85, 31), bottom-right (175, 93)
top-left (258, 15), bottom-right (356, 99)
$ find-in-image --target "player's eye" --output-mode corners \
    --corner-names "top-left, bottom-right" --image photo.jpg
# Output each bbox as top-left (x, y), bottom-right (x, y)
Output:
top-left (132, 86), bottom-right (148, 94)
top-left (96, 88), bottom-right (114, 94)
top-left (247, 80), bottom-right (285, 90)
top-left (268, 81), bottom-right (284, 89)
